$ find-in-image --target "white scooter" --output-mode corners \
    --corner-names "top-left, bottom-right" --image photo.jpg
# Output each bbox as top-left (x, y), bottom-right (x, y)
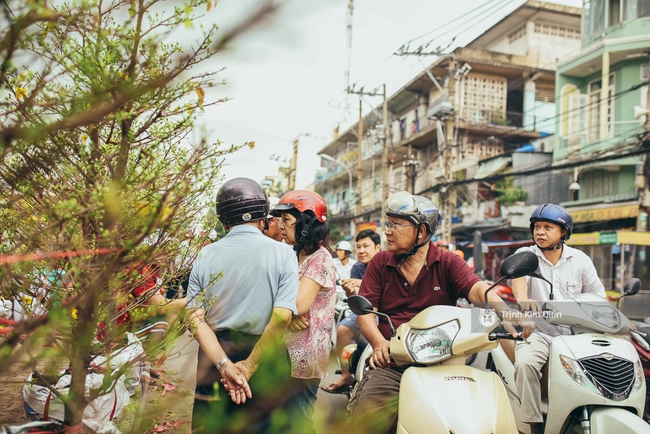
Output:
top-left (347, 251), bottom-right (541, 433)
top-left (489, 276), bottom-right (650, 433)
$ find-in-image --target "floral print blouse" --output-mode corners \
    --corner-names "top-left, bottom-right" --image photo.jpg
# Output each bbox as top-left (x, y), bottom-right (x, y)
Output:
top-left (285, 246), bottom-right (336, 379)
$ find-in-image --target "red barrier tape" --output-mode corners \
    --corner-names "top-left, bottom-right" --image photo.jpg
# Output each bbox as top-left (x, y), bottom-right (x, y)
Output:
top-left (0, 248), bottom-right (123, 265)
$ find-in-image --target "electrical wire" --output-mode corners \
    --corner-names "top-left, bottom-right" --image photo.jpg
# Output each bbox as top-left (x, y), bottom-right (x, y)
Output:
top-left (402, 0), bottom-right (511, 48)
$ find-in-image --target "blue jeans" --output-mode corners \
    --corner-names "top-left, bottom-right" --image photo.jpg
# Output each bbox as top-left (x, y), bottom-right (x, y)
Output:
top-left (286, 377), bottom-right (321, 434)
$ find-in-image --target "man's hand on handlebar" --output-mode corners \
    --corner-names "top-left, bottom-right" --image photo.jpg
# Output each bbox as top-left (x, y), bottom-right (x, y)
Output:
top-left (500, 309), bottom-right (535, 339)
top-left (369, 339), bottom-right (391, 369)
top-left (517, 299), bottom-right (542, 313)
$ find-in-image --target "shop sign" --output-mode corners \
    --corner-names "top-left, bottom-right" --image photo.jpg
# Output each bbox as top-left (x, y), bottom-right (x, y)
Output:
top-left (618, 231), bottom-right (650, 246)
top-left (567, 232), bottom-right (600, 245)
top-left (598, 232), bottom-right (618, 244)
top-left (569, 205), bottom-right (639, 223)
top-left (358, 221), bottom-right (378, 232)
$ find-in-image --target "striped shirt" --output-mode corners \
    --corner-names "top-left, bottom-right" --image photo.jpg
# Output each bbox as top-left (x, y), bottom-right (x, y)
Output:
top-left (514, 244), bottom-right (606, 343)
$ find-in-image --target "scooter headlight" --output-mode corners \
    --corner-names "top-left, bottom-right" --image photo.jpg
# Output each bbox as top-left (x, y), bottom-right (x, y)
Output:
top-left (579, 303), bottom-right (620, 329)
top-left (405, 320), bottom-right (459, 364)
top-left (560, 355), bottom-right (601, 396)
top-left (632, 359), bottom-right (644, 394)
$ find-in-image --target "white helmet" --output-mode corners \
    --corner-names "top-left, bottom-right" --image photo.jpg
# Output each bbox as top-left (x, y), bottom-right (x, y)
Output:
top-left (336, 240), bottom-right (353, 253)
top-left (267, 196), bottom-right (280, 218)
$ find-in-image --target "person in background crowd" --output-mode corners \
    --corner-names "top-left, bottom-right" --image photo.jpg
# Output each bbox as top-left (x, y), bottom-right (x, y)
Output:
top-left (321, 229), bottom-right (381, 394)
top-left (272, 190), bottom-right (337, 434)
top-left (333, 240), bottom-right (357, 282)
top-left (263, 196), bottom-right (283, 242)
top-left (187, 178), bottom-right (300, 433)
top-left (435, 239), bottom-right (450, 251)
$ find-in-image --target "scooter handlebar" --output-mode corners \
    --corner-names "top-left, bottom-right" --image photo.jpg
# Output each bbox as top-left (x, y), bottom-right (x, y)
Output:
top-left (488, 324), bottom-right (526, 341)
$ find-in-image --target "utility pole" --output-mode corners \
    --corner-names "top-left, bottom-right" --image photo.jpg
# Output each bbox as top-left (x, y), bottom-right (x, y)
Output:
top-left (382, 84), bottom-right (389, 201)
top-left (356, 99), bottom-right (363, 216)
top-left (403, 144), bottom-right (418, 194)
top-left (441, 59), bottom-right (458, 242)
top-left (288, 138), bottom-right (298, 191)
top-left (347, 86), bottom-right (385, 219)
top-left (395, 48), bottom-right (456, 241)
top-left (645, 50), bottom-right (650, 132)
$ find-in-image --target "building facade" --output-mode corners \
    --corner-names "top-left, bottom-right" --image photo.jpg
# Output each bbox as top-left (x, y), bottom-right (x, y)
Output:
top-left (554, 0), bottom-right (650, 299)
top-left (315, 1), bottom-right (582, 250)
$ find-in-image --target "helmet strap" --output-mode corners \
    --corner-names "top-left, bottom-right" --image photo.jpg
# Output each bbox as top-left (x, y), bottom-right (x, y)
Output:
top-left (402, 224), bottom-right (434, 259)
top-left (294, 213), bottom-right (316, 258)
top-left (537, 240), bottom-right (565, 251)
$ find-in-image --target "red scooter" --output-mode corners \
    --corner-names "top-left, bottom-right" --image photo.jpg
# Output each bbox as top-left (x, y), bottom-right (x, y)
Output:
top-left (630, 321), bottom-right (650, 422)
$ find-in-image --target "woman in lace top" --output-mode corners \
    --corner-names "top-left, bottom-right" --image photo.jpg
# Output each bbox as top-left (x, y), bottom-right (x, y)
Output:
top-left (272, 190), bottom-right (336, 434)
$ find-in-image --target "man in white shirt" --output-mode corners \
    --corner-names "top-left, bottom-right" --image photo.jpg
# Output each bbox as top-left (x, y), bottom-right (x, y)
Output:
top-left (511, 203), bottom-right (606, 434)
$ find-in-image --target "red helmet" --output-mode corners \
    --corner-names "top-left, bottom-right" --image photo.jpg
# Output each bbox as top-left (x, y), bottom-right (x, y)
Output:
top-left (272, 190), bottom-right (327, 223)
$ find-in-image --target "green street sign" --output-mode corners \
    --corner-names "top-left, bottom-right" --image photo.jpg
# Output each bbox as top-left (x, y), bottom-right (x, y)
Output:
top-left (599, 232), bottom-right (618, 244)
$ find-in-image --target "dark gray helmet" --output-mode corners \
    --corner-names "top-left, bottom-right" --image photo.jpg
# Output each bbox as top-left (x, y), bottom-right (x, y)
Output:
top-left (216, 178), bottom-right (269, 226)
top-left (383, 191), bottom-right (440, 235)
top-left (383, 191), bottom-right (440, 258)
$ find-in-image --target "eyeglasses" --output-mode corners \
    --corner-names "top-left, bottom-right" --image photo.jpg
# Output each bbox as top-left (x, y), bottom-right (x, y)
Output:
top-left (385, 221), bottom-right (416, 231)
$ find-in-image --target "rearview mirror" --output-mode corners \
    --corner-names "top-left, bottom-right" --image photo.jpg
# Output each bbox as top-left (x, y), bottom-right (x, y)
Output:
top-left (347, 295), bottom-right (397, 337)
top-left (348, 295), bottom-right (374, 316)
top-left (623, 278), bottom-right (642, 296)
top-left (499, 251), bottom-right (539, 280)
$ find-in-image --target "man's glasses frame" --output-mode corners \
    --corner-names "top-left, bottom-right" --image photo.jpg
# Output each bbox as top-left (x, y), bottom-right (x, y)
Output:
top-left (385, 221), bottom-right (416, 231)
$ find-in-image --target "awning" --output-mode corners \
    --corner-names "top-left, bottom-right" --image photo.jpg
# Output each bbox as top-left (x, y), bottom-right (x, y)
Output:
top-left (566, 201), bottom-right (639, 223)
top-left (474, 156), bottom-right (511, 180)
top-left (555, 156), bottom-right (641, 175)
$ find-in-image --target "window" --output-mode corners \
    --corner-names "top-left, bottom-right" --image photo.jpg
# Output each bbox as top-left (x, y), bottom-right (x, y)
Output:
top-left (609, 0), bottom-right (621, 26)
top-left (583, 0), bottom-right (620, 40)
top-left (586, 73), bottom-right (616, 141)
top-left (535, 84), bottom-right (556, 103)
top-left (582, 170), bottom-right (613, 199)
top-left (624, 0), bottom-right (650, 20)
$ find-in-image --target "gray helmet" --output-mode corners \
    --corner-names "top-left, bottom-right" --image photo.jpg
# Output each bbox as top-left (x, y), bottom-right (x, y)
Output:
top-left (216, 178), bottom-right (269, 226)
top-left (383, 191), bottom-right (440, 235)
top-left (383, 191), bottom-right (440, 258)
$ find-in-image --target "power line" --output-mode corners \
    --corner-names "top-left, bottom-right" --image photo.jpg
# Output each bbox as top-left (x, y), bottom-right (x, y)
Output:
top-left (329, 0), bottom-right (520, 113)
top-left (435, 134), bottom-right (649, 190)
top-left (401, 0), bottom-right (510, 49)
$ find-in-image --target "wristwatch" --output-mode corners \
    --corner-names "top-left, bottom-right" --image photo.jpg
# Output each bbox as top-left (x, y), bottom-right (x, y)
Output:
top-left (216, 356), bottom-right (230, 371)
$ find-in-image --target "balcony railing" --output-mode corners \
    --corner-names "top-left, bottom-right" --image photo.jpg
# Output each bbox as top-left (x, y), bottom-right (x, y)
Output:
top-left (315, 164), bottom-right (345, 185)
top-left (459, 107), bottom-right (524, 128)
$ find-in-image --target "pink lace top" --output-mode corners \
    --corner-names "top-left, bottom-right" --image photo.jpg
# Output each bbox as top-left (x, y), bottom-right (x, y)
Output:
top-left (285, 247), bottom-right (336, 379)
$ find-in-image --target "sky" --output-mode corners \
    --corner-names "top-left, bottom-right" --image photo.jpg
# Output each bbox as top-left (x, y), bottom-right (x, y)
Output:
top-left (192, 0), bottom-right (583, 191)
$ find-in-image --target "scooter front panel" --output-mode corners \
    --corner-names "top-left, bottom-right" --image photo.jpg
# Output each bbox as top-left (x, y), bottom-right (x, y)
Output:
top-left (546, 334), bottom-right (646, 434)
top-left (397, 364), bottom-right (517, 434)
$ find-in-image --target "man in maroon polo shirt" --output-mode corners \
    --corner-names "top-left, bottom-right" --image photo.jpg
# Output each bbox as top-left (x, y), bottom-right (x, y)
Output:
top-left (347, 191), bottom-right (534, 434)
